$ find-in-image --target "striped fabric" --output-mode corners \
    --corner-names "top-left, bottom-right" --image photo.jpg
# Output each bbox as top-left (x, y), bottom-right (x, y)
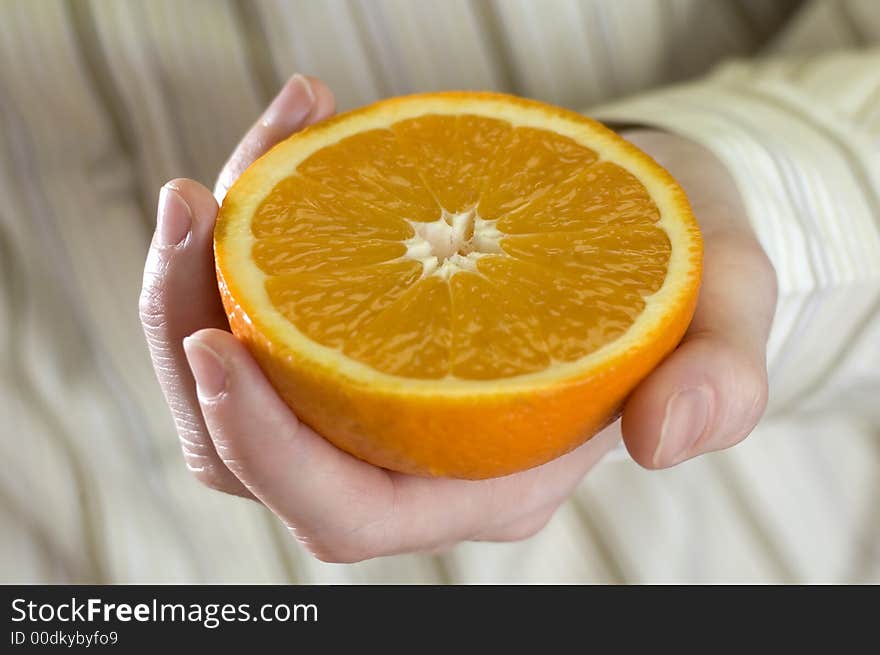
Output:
top-left (1, 0), bottom-right (878, 583)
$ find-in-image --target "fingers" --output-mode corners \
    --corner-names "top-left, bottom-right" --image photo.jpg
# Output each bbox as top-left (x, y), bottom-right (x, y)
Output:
top-left (622, 231), bottom-right (777, 468)
top-left (140, 179), bottom-right (251, 497)
top-left (182, 328), bottom-right (396, 562)
top-left (618, 129), bottom-right (777, 469)
top-left (386, 420), bottom-right (622, 552)
top-left (468, 422), bottom-right (622, 543)
top-left (143, 74), bottom-right (334, 496)
top-left (184, 325), bottom-right (621, 562)
top-left (214, 74), bottom-right (336, 203)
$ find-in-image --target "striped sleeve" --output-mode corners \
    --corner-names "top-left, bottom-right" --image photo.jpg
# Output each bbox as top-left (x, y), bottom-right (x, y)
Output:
top-left (592, 49), bottom-right (880, 415)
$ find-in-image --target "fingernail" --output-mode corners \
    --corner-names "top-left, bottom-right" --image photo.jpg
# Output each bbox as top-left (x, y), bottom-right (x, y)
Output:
top-left (183, 336), bottom-right (227, 400)
top-left (156, 185), bottom-right (192, 246)
top-left (261, 73), bottom-right (315, 128)
top-left (653, 387), bottom-right (711, 467)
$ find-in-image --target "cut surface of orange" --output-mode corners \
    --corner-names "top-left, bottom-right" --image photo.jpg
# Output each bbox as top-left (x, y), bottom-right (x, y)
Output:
top-left (216, 92), bottom-right (702, 479)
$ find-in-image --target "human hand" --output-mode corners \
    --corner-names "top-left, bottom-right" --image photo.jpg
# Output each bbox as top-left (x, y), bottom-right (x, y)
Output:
top-left (139, 78), bottom-right (776, 563)
top-left (139, 75), bottom-right (620, 562)
top-left (619, 129), bottom-right (776, 468)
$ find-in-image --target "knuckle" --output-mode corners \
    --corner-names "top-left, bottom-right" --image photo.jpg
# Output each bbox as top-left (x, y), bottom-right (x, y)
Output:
top-left (714, 232), bottom-right (777, 286)
top-left (718, 352), bottom-right (769, 447)
top-left (300, 512), bottom-right (394, 564)
top-left (711, 340), bottom-right (769, 414)
top-left (726, 351), bottom-right (768, 421)
top-left (726, 235), bottom-right (779, 309)
top-left (138, 269), bottom-right (170, 332)
top-left (745, 238), bottom-right (775, 274)
top-left (326, 527), bottom-right (386, 563)
top-left (750, 245), bottom-right (779, 310)
top-left (138, 290), bottom-right (166, 332)
top-left (511, 512), bottom-right (554, 541)
top-left (741, 361), bottom-right (769, 426)
top-left (138, 238), bottom-right (179, 333)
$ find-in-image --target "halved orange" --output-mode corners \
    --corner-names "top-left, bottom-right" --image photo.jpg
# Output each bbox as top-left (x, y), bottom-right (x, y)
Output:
top-left (215, 92), bottom-right (702, 479)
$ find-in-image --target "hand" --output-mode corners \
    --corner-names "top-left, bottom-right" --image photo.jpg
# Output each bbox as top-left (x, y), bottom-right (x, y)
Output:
top-left (139, 75), bottom-right (620, 563)
top-left (139, 77), bottom-right (776, 563)
top-left (620, 129), bottom-right (776, 468)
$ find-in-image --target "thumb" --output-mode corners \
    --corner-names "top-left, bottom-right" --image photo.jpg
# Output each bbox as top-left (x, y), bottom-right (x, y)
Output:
top-left (622, 231), bottom-right (777, 468)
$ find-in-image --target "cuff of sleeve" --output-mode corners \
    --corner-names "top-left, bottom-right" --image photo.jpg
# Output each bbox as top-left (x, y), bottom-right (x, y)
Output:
top-left (590, 75), bottom-right (880, 410)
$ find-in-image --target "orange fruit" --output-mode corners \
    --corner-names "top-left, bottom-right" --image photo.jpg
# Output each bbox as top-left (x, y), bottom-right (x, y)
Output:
top-left (215, 92), bottom-right (702, 479)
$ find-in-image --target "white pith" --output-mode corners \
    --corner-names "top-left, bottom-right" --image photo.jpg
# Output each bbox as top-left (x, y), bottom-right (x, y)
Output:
top-left (403, 209), bottom-right (503, 280)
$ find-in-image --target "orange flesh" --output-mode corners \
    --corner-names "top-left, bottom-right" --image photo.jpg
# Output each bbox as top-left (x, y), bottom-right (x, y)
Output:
top-left (253, 114), bottom-right (670, 381)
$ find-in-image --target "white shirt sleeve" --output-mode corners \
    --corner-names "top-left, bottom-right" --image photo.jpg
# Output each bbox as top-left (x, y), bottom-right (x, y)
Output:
top-left (591, 50), bottom-right (880, 416)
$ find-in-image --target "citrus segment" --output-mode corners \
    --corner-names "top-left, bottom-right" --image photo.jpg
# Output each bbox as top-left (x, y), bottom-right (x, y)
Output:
top-left (392, 115), bottom-right (513, 214)
top-left (449, 271), bottom-right (550, 379)
top-left (475, 257), bottom-right (645, 362)
top-left (265, 260), bottom-right (423, 349)
top-left (252, 235), bottom-right (406, 275)
top-left (252, 175), bottom-right (414, 240)
top-left (295, 129), bottom-right (440, 222)
top-left (499, 229), bottom-right (670, 293)
top-left (477, 128), bottom-right (598, 219)
top-left (495, 161), bottom-right (660, 233)
top-left (346, 277), bottom-right (453, 379)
